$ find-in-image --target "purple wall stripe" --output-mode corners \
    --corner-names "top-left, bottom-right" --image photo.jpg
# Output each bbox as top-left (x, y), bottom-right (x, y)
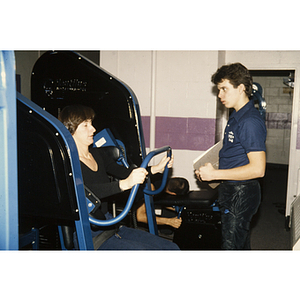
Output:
top-left (141, 116), bottom-right (216, 151)
top-left (265, 112), bottom-right (291, 130)
top-left (142, 113), bottom-right (300, 150)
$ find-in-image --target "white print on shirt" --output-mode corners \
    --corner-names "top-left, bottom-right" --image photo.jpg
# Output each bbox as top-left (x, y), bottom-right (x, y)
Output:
top-left (228, 131), bottom-right (234, 143)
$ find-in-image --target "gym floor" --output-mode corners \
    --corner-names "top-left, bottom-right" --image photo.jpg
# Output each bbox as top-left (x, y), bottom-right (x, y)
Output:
top-left (250, 163), bottom-right (290, 250)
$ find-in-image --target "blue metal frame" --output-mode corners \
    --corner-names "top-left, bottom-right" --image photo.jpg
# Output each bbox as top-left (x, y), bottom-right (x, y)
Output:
top-left (94, 129), bottom-right (129, 167)
top-left (93, 128), bottom-right (171, 234)
top-left (87, 146), bottom-right (171, 228)
top-left (142, 148), bottom-right (171, 235)
top-left (17, 93), bottom-right (94, 250)
top-left (0, 51), bottom-right (18, 250)
top-left (31, 51), bottom-right (162, 236)
top-left (1, 49), bottom-right (171, 249)
top-left (19, 228), bottom-right (39, 250)
top-left (18, 93), bottom-right (172, 249)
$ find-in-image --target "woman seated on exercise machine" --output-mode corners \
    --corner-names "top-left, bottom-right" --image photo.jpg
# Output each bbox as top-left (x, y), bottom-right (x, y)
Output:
top-left (59, 104), bottom-right (179, 250)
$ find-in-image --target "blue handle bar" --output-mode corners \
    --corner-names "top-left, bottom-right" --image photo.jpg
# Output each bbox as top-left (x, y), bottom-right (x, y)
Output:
top-left (88, 146), bottom-right (172, 227)
top-left (142, 148), bottom-right (171, 196)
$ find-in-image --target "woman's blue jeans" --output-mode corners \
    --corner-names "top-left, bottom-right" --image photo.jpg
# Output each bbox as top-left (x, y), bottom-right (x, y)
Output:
top-left (74, 212), bottom-right (180, 250)
top-left (218, 180), bottom-right (261, 250)
top-left (99, 226), bottom-right (180, 250)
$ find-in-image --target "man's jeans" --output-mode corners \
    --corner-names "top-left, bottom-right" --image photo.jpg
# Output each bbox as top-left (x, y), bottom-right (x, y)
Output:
top-left (218, 180), bottom-right (261, 250)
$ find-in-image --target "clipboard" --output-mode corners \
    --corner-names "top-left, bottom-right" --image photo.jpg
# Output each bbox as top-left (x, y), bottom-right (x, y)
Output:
top-left (193, 140), bottom-right (223, 189)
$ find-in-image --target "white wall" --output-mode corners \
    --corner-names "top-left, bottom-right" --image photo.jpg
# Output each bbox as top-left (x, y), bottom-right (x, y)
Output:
top-left (100, 51), bottom-right (219, 190)
top-left (15, 50), bottom-right (300, 216)
top-left (15, 51), bottom-right (42, 99)
top-left (101, 50), bottom-right (300, 216)
top-left (154, 51), bottom-right (218, 119)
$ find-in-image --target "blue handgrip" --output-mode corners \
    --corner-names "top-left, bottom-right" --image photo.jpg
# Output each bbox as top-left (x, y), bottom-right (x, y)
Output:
top-left (177, 206), bottom-right (184, 219)
top-left (143, 147), bottom-right (172, 196)
top-left (88, 146), bottom-right (172, 227)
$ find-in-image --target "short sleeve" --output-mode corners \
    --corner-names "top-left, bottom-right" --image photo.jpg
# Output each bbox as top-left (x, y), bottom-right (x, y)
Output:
top-left (238, 116), bottom-right (267, 153)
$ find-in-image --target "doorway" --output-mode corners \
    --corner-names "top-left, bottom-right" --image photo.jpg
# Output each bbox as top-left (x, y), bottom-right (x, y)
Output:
top-left (249, 69), bottom-right (294, 248)
top-left (251, 70), bottom-right (294, 166)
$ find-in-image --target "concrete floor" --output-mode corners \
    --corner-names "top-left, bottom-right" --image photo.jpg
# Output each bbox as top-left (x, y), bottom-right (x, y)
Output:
top-left (250, 164), bottom-right (290, 250)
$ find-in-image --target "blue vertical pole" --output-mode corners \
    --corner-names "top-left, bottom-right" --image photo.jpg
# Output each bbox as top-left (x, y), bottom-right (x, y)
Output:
top-left (0, 51), bottom-right (18, 250)
top-left (144, 192), bottom-right (158, 235)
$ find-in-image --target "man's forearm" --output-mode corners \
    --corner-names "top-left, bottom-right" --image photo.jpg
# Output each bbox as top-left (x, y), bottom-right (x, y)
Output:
top-left (214, 151), bottom-right (266, 181)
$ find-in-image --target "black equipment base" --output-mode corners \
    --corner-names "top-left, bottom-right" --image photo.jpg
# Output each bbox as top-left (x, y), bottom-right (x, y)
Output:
top-left (173, 208), bottom-right (221, 250)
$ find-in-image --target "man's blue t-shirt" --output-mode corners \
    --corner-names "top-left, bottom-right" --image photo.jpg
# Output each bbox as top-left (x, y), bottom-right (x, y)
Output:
top-left (219, 100), bottom-right (267, 170)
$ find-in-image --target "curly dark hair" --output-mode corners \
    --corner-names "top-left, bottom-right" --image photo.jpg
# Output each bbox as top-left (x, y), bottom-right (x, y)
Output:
top-left (211, 63), bottom-right (253, 98)
top-left (58, 104), bottom-right (95, 135)
top-left (166, 177), bottom-right (190, 195)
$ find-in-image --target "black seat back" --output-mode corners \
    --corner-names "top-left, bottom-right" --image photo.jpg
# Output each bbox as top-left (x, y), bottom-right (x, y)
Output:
top-left (18, 99), bottom-right (79, 221)
top-left (31, 51), bottom-right (146, 167)
top-left (29, 51), bottom-right (168, 236)
top-left (17, 92), bottom-right (94, 249)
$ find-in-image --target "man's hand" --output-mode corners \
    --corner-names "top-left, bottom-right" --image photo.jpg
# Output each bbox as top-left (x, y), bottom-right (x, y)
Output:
top-left (195, 151), bottom-right (266, 182)
top-left (165, 217), bottom-right (182, 228)
top-left (195, 163), bottom-right (216, 182)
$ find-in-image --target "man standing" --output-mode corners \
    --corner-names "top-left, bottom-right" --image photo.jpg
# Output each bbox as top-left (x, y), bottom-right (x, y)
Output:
top-left (195, 63), bottom-right (267, 250)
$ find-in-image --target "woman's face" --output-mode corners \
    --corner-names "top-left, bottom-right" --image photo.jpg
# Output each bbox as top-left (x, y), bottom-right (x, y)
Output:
top-left (72, 119), bottom-right (96, 147)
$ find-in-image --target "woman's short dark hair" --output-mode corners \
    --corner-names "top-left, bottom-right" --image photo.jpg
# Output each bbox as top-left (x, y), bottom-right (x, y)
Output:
top-left (58, 104), bottom-right (95, 135)
top-left (211, 63), bottom-right (253, 98)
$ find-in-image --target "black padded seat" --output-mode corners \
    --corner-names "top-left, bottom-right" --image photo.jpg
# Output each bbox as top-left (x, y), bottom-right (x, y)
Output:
top-left (154, 189), bottom-right (218, 209)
